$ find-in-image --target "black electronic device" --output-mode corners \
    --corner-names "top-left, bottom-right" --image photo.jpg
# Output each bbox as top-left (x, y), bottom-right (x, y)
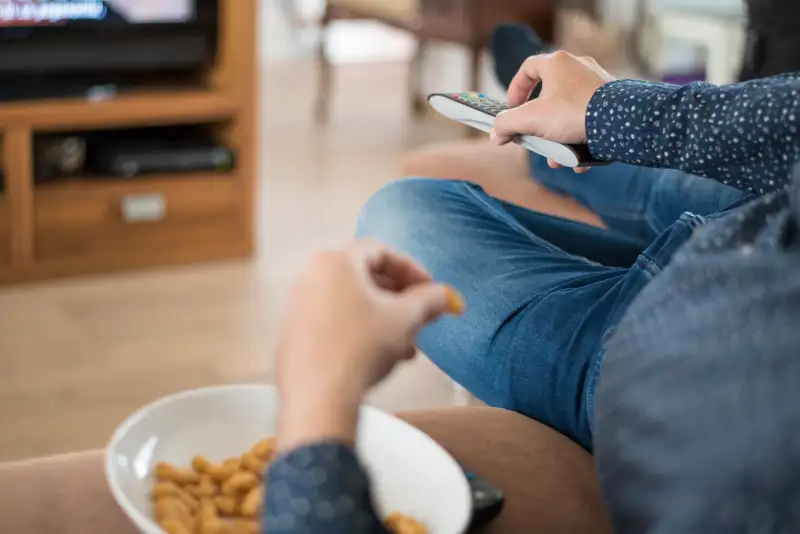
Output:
top-left (0, 0), bottom-right (218, 100)
top-left (462, 464), bottom-right (505, 528)
top-left (88, 138), bottom-right (234, 177)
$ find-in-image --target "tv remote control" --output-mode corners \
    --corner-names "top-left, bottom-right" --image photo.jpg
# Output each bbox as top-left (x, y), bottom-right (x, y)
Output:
top-left (461, 463), bottom-right (504, 528)
top-left (428, 92), bottom-right (609, 168)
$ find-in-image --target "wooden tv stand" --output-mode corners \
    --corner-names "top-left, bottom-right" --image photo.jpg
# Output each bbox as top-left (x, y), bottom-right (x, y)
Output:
top-left (0, 1), bottom-right (258, 284)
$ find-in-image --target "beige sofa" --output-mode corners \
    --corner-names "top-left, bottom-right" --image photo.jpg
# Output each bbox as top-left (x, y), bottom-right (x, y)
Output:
top-left (400, 140), bottom-right (602, 227)
top-left (0, 407), bottom-right (610, 534)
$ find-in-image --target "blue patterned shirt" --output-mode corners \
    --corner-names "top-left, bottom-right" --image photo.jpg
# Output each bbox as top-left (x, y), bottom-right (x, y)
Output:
top-left (265, 443), bottom-right (388, 533)
top-left (590, 75), bottom-right (800, 534)
top-left (265, 75), bottom-right (800, 534)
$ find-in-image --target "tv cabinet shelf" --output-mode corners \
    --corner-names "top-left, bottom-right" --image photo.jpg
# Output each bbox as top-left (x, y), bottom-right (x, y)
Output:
top-left (0, 1), bottom-right (257, 284)
top-left (35, 170), bottom-right (233, 194)
top-left (0, 90), bottom-right (239, 131)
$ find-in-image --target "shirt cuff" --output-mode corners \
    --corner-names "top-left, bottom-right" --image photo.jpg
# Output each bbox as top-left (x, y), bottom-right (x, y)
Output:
top-left (585, 79), bottom-right (675, 165)
top-left (265, 442), bottom-right (388, 534)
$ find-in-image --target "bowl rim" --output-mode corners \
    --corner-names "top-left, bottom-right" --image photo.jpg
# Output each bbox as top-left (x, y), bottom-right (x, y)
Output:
top-left (105, 384), bottom-right (472, 534)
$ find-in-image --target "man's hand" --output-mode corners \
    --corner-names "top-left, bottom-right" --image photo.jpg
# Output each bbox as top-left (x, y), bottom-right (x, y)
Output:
top-left (490, 51), bottom-right (615, 172)
top-left (275, 240), bottom-right (464, 451)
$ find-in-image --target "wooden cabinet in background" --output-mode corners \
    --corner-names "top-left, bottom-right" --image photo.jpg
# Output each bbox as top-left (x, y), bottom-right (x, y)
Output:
top-left (0, 1), bottom-right (258, 284)
top-left (34, 174), bottom-right (243, 265)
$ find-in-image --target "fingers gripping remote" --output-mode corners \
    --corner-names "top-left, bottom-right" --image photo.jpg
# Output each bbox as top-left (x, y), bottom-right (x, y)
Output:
top-left (428, 92), bottom-right (609, 168)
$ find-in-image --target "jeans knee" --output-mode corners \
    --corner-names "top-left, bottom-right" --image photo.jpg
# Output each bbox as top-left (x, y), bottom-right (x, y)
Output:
top-left (356, 177), bottom-right (463, 246)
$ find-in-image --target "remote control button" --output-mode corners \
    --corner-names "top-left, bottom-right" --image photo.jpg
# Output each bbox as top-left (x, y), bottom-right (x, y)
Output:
top-left (474, 490), bottom-right (487, 500)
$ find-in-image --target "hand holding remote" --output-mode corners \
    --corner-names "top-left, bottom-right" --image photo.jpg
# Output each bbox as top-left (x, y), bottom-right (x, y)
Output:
top-left (491, 51), bottom-right (615, 165)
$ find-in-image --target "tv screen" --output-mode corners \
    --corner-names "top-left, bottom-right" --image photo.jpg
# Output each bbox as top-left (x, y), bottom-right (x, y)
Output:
top-left (0, 0), bottom-right (217, 79)
top-left (0, 0), bottom-right (195, 26)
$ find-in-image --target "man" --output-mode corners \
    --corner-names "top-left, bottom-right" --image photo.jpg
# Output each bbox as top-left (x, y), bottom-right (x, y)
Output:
top-left (355, 31), bottom-right (799, 469)
top-left (266, 44), bottom-right (800, 531)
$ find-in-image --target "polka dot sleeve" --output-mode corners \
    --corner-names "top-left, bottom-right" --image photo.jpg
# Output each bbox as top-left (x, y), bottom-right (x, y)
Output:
top-left (585, 75), bottom-right (800, 196)
top-left (264, 442), bottom-right (390, 534)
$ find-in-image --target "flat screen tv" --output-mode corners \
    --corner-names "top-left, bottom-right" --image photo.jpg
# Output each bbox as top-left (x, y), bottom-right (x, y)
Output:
top-left (0, 0), bottom-right (218, 77)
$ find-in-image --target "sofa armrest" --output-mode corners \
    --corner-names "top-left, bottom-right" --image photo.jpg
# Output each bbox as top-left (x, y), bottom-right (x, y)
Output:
top-left (0, 451), bottom-right (138, 534)
top-left (401, 407), bottom-right (610, 534)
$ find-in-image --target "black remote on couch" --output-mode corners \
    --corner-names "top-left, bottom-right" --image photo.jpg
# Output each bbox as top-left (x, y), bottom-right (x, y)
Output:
top-left (462, 464), bottom-right (505, 528)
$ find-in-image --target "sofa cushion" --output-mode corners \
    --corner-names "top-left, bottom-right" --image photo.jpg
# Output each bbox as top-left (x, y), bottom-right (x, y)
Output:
top-left (0, 451), bottom-right (139, 534)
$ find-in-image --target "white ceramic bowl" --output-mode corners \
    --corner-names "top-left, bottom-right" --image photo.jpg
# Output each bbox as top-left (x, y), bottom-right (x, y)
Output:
top-left (106, 384), bottom-right (471, 534)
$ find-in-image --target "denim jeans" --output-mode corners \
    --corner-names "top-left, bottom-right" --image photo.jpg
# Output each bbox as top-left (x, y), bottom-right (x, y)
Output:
top-left (356, 156), bottom-right (745, 450)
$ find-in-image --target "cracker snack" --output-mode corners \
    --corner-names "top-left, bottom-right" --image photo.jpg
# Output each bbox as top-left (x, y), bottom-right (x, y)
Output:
top-left (151, 438), bottom-right (427, 534)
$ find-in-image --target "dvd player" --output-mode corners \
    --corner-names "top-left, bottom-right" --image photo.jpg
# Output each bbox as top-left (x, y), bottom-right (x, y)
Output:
top-left (89, 139), bottom-right (234, 177)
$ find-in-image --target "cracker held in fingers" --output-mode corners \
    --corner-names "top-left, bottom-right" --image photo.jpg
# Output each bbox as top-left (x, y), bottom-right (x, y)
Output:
top-left (444, 286), bottom-right (466, 315)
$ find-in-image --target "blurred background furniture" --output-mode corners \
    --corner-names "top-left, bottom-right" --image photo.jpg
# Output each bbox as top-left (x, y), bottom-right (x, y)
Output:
top-left (631, 0), bottom-right (747, 84)
top-left (315, 0), bottom-right (600, 121)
